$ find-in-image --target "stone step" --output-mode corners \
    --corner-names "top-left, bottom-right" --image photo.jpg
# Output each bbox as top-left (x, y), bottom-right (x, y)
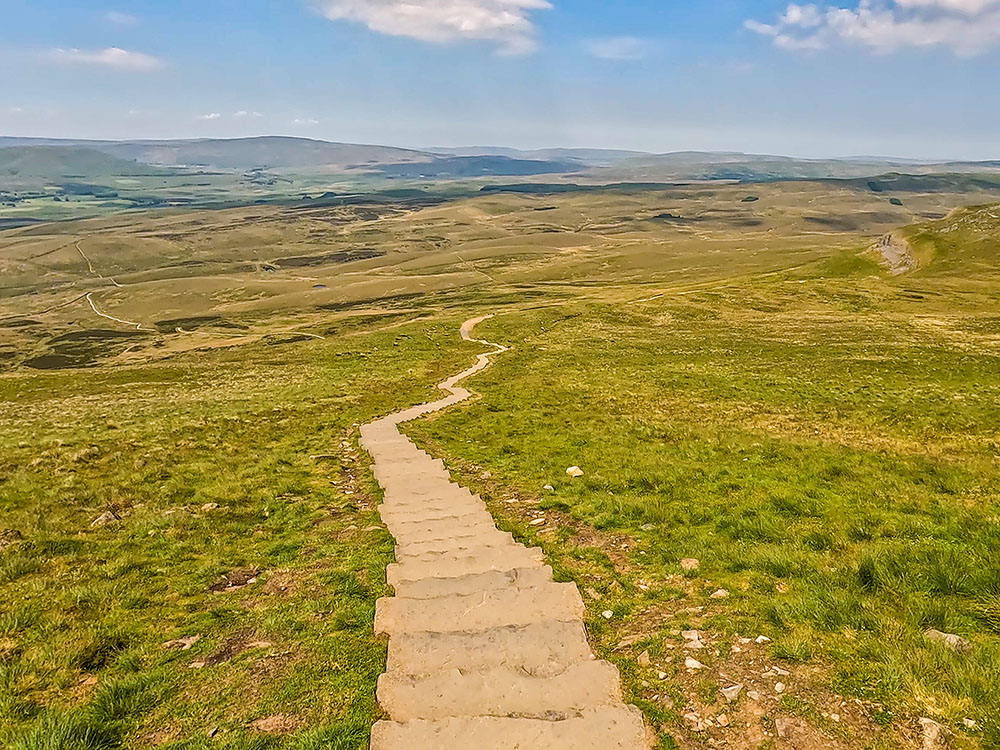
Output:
top-left (387, 546), bottom-right (546, 587)
top-left (380, 502), bottom-right (488, 525)
top-left (378, 660), bottom-right (622, 721)
top-left (395, 531), bottom-right (516, 559)
top-left (370, 707), bottom-right (651, 750)
top-left (389, 520), bottom-right (505, 547)
top-left (375, 583), bottom-right (584, 636)
top-left (386, 619), bottom-right (593, 677)
top-left (392, 565), bottom-right (553, 600)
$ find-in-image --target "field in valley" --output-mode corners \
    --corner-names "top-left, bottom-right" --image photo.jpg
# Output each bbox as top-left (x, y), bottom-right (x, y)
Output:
top-left (0, 176), bottom-right (998, 749)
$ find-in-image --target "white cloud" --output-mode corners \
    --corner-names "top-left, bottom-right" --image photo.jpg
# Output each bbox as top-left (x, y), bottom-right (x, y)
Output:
top-left (584, 36), bottom-right (652, 61)
top-left (747, 0), bottom-right (1000, 54)
top-left (310, 0), bottom-right (551, 55)
top-left (48, 46), bottom-right (164, 71)
top-left (292, 118), bottom-right (320, 126)
top-left (234, 110), bottom-right (264, 118)
top-left (197, 113), bottom-right (222, 120)
top-left (106, 11), bottom-right (139, 25)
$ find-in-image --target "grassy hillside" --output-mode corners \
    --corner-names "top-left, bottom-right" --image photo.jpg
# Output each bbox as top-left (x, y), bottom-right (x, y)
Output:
top-left (0, 147), bottom-right (174, 180)
top-left (0, 184), bottom-right (997, 748)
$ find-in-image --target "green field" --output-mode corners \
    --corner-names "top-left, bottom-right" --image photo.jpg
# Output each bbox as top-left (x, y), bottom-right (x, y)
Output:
top-left (1, 180), bottom-right (998, 748)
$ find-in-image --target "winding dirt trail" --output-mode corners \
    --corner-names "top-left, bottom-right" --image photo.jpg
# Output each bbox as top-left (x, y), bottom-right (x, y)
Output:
top-left (359, 316), bottom-right (651, 750)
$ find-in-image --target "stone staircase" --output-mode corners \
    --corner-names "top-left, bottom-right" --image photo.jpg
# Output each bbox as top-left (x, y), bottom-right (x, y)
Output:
top-left (359, 317), bottom-right (652, 750)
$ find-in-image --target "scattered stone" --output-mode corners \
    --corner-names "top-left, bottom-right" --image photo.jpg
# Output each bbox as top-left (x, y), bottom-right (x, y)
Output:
top-left (682, 629), bottom-right (700, 641)
top-left (747, 690), bottom-right (761, 701)
top-left (566, 466), bottom-right (584, 478)
top-left (584, 587), bottom-right (602, 600)
top-left (963, 718), bottom-right (978, 731)
top-left (529, 518), bottom-right (546, 526)
top-left (680, 558), bottom-right (700, 572)
top-left (684, 712), bottom-right (708, 732)
top-left (543, 485), bottom-right (555, 492)
top-left (602, 610), bottom-right (614, 619)
top-left (90, 511), bottom-right (119, 527)
top-left (637, 650), bottom-right (651, 666)
top-left (775, 682), bottom-right (786, 694)
top-left (481, 471), bottom-right (492, 479)
top-left (640, 523), bottom-right (656, 531)
top-left (775, 717), bottom-right (793, 739)
top-left (685, 657), bottom-right (706, 670)
top-left (163, 635), bottom-right (201, 651)
top-left (925, 629), bottom-right (972, 654)
top-left (920, 718), bottom-right (949, 749)
top-left (722, 684), bottom-right (744, 703)
top-left (201, 503), bottom-right (220, 511)
top-left (657, 671), bottom-right (667, 680)
top-left (189, 660), bottom-right (207, 669)
top-left (717, 713), bottom-right (731, 728)
top-left (831, 714), bottom-right (840, 723)
top-left (755, 635), bottom-right (772, 644)
top-left (710, 588), bottom-right (729, 599)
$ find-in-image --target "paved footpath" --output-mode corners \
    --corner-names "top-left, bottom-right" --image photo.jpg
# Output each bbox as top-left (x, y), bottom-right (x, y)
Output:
top-left (359, 316), bottom-right (652, 750)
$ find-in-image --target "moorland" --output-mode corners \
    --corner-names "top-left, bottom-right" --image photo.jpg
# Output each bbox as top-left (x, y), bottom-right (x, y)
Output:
top-left (1, 136), bottom-right (998, 750)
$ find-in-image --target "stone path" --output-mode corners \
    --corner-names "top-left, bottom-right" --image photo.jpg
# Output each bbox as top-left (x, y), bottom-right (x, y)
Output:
top-left (359, 316), bottom-right (652, 750)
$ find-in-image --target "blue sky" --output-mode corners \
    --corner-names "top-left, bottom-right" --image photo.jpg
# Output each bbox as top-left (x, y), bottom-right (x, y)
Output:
top-left (2, 0), bottom-right (998, 159)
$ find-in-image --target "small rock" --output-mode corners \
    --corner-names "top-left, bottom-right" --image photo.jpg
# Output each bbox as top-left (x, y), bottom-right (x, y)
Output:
top-left (775, 682), bottom-right (786, 694)
top-left (657, 671), bottom-right (667, 680)
top-left (680, 558), bottom-right (700, 571)
top-left (685, 657), bottom-right (706, 670)
top-left (831, 714), bottom-right (840, 723)
top-left (640, 523), bottom-right (656, 531)
top-left (920, 718), bottom-right (949, 749)
top-left (683, 712), bottom-right (707, 731)
top-left (682, 629), bottom-right (700, 641)
top-left (90, 511), bottom-right (119, 527)
top-left (201, 503), bottom-right (220, 511)
top-left (963, 718), bottom-right (978, 731)
top-left (722, 684), bottom-right (744, 703)
top-left (189, 660), bottom-right (207, 669)
top-left (207, 728), bottom-right (219, 738)
top-left (602, 610), bottom-right (614, 619)
top-left (584, 587), bottom-right (602, 600)
top-left (481, 471), bottom-right (492, 479)
top-left (755, 635), bottom-right (772, 644)
top-left (710, 588), bottom-right (729, 599)
top-left (685, 640), bottom-right (706, 650)
top-left (717, 713), bottom-right (730, 728)
top-left (543, 485), bottom-right (555, 492)
top-left (747, 690), bottom-right (761, 701)
top-left (925, 629), bottom-right (972, 654)
top-left (529, 518), bottom-right (546, 526)
top-left (566, 466), bottom-right (584, 478)
top-left (637, 650), bottom-right (651, 666)
top-left (775, 717), bottom-right (793, 739)
top-left (163, 635), bottom-right (201, 651)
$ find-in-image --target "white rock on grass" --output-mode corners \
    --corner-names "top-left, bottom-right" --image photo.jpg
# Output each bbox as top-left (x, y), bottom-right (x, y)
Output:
top-left (721, 684), bottom-right (744, 703)
top-left (685, 657), bottom-right (706, 670)
top-left (566, 466), bottom-right (584, 478)
top-left (710, 588), bottom-right (730, 599)
top-left (924, 629), bottom-right (972, 654)
top-left (90, 511), bottom-right (119, 527)
top-left (755, 635), bottom-right (772, 644)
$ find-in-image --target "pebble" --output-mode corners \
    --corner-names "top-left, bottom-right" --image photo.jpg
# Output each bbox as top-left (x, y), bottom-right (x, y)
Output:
top-left (685, 657), bottom-right (706, 670)
top-left (717, 714), bottom-right (730, 728)
top-left (680, 558), bottom-right (700, 571)
top-left (566, 466), bottom-right (584, 478)
top-left (602, 610), bottom-right (614, 619)
top-left (775, 682), bottom-right (786, 694)
top-left (710, 588), bottom-right (730, 599)
top-left (755, 635), bottom-right (772, 644)
top-left (721, 684), bottom-right (744, 703)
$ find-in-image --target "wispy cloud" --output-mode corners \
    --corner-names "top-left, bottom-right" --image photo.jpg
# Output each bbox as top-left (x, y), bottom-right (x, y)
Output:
top-left (292, 117), bottom-right (320, 126)
top-left (309, 0), bottom-right (551, 55)
top-left (584, 36), bottom-right (653, 60)
top-left (234, 110), bottom-right (264, 118)
top-left (106, 11), bottom-right (139, 26)
top-left (747, 0), bottom-right (1000, 54)
top-left (197, 113), bottom-right (222, 121)
top-left (48, 46), bottom-right (164, 71)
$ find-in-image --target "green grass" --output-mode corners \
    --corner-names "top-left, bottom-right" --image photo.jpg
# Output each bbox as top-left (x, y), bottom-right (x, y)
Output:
top-left (407, 211), bottom-right (1000, 746)
top-left (0, 312), bottom-right (482, 747)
